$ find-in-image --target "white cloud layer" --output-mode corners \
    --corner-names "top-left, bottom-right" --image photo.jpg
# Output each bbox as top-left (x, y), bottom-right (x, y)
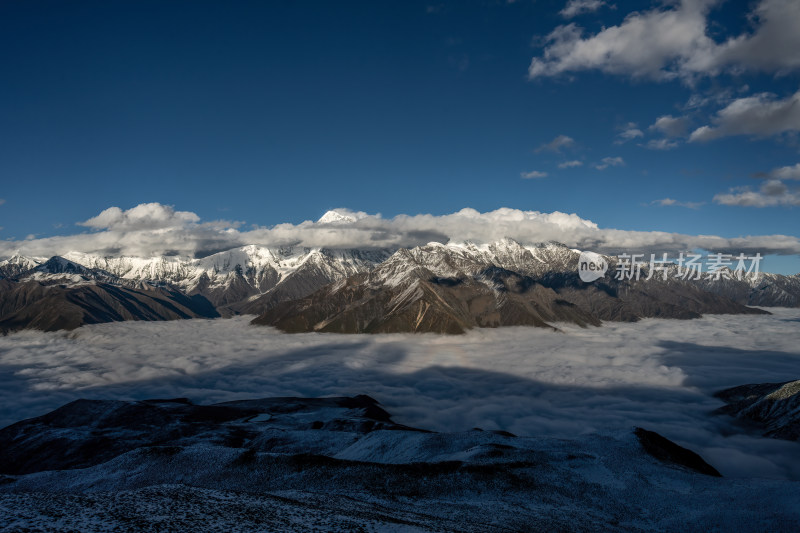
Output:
top-left (645, 139), bottom-right (680, 150)
top-left (690, 90), bottom-right (800, 142)
top-left (529, 0), bottom-right (800, 83)
top-left (560, 0), bottom-right (608, 19)
top-left (652, 198), bottom-right (704, 209)
top-left (766, 163), bottom-right (800, 181)
top-left (714, 180), bottom-right (800, 207)
top-left (595, 156), bottom-right (624, 170)
top-left (2, 203), bottom-right (800, 258)
top-left (535, 134), bottom-right (575, 153)
top-left (650, 115), bottom-right (690, 137)
top-left (616, 123), bottom-right (644, 143)
top-left (558, 160), bottom-right (583, 168)
top-left (1, 310), bottom-right (799, 479)
top-left (521, 170), bottom-right (548, 179)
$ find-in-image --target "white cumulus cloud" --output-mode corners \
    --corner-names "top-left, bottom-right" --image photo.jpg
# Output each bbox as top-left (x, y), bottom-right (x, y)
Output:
top-left (652, 198), bottom-right (704, 209)
top-left (645, 139), bottom-right (680, 150)
top-left (595, 156), bottom-right (625, 170)
top-left (650, 115), bottom-right (690, 138)
top-left (689, 90), bottom-right (800, 142)
top-left (616, 123), bottom-right (644, 143)
top-left (766, 164), bottom-right (800, 181)
top-left (560, 0), bottom-right (608, 19)
top-left (80, 203), bottom-right (201, 231)
top-left (535, 134), bottom-right (575, 153)
top-left (529, 0), bottom-right (800, 83)
top-left (714, 180), bottom-right (800, 207)
top-left (521, 170), bottom-right (548, 179)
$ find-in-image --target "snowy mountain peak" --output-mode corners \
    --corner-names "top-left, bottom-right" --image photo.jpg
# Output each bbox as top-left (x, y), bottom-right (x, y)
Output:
top-left (495, 237), bottom-right (525, 248)
top-left (36, 256), bottom-right (88, 274)
top-left (17, 256), bottom-right (119, 286)
top-left (0, 254), bottom-right (43, 279)
top-left (317, 210), bottom-right (363, 224)
top-left (0, 253), bottom-right (41, 268)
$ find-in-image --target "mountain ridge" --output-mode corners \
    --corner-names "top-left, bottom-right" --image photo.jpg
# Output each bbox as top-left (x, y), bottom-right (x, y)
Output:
top-left (1, 239), bottom-right (798, 334)
top-left (253, 240), bottom-right (766, 333)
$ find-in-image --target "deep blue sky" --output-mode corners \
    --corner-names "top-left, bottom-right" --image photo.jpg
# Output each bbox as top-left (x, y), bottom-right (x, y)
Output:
top-left (1, 0), bottom-right (799, 270)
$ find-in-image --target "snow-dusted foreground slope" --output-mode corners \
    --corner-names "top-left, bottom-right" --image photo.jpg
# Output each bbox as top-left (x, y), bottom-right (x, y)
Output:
top-left (0, 395), bottom-right (798, 532)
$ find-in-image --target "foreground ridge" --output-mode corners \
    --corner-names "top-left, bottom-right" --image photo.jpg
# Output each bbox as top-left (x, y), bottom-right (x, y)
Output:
top-left (1, 394), bottom-right (798, 531)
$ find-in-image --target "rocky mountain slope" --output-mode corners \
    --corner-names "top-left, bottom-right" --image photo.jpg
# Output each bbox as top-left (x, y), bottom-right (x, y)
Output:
top-left (253, 241), bottom-right (766, 333)
top-left (0, 246), bottom-right (390, 333)
top-left (0, 259), bottom-right (218, 333)
top-left (699, 273), bottom-right (800, 307)
top-left (715, 380), bottom-right (800, 441)
top-left (0, 254), bottom-right (42, 279)
top-left (1, 394), bottom-right (798, 531)
top-left (2, 237), bottom-right (798, 334)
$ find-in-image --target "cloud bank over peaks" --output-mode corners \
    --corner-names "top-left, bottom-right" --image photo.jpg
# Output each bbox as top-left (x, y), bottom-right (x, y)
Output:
top-left (1, 203), bottom-right (800, 259)
top-left (79, 203), bottom-right (201, 231)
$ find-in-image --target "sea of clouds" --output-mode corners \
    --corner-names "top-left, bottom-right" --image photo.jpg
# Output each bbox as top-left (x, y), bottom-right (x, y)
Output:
top-left (1, 309), bottom-right (800, 479)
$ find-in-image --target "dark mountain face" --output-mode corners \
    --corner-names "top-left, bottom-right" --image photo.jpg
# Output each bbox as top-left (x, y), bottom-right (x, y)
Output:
top-left (0, 279), bottom-right (218, 334)
top-left (634, 427), bottom-right (722, 477)
top-left (252, 244), bottom-right (767, 334)
top-left (536, 271), bottom-right (767, 321)
top-left (714, 380), bottom-right (800, 441)
top-left (253, 268), bottom-right (600, 334)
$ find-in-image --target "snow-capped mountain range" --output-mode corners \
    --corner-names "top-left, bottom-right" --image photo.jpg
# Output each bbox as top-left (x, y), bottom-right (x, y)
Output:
top-left (2, 235), bottom-right (799, 333)
top-left (254, 240), bottom-right (776, 333)
top-left (1, 245), bottom-right (394, 307)
top-left (0, 238), bottom-right (582, 309)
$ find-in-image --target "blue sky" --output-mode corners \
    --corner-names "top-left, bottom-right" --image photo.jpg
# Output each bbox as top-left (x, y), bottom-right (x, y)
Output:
top-left (1, 0), bottom-right (799, 272)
